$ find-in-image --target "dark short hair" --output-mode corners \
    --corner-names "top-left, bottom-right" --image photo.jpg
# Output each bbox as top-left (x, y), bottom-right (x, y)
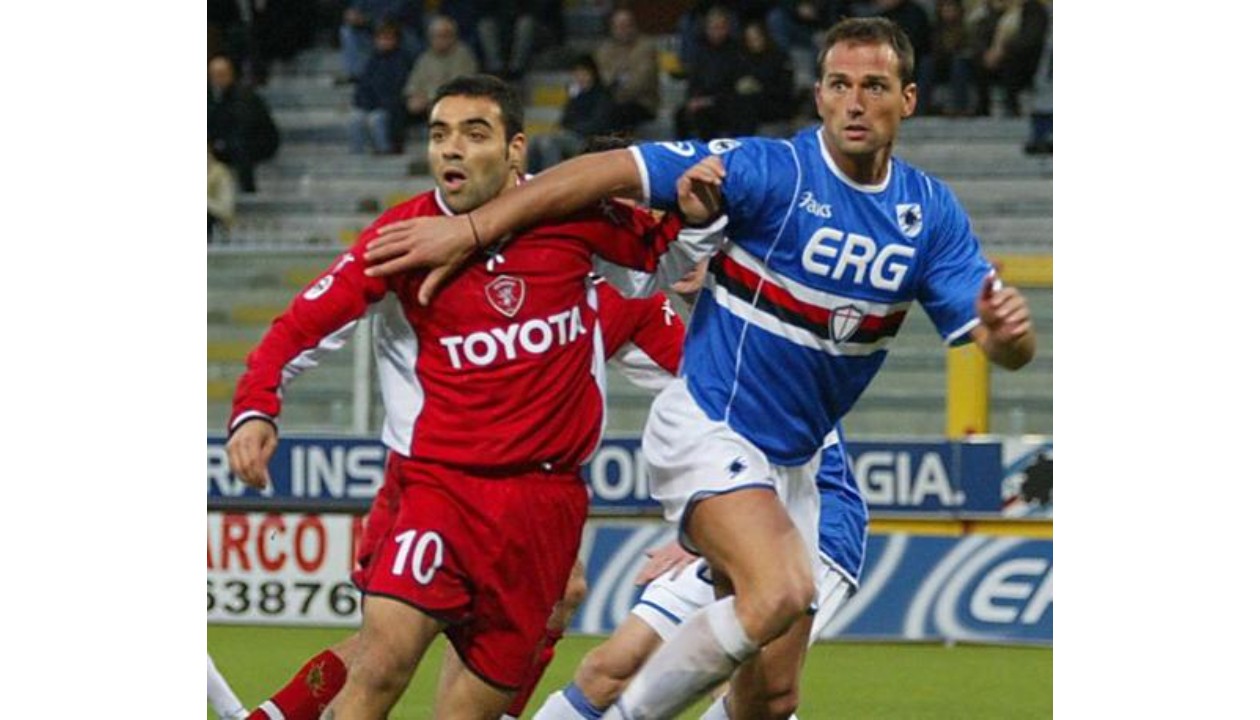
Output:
top-left (816, 17), bottom-right (915, 88)
top-left (432, 74), bottom-right (525, 140)
top-left (572, 54), bottom-right (601, 84)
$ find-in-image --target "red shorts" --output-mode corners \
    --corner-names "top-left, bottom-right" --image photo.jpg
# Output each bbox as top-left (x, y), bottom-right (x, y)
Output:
top-left (357, 453), bottom-right (589, 689)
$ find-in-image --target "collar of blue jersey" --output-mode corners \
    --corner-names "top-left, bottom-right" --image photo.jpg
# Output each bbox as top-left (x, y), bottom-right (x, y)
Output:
top-left (815, 128), bottom-right (893, 194)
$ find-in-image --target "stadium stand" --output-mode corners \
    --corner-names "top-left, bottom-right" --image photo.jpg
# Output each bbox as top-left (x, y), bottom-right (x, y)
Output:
top-left (208, 0), bottom-right (1051, 439)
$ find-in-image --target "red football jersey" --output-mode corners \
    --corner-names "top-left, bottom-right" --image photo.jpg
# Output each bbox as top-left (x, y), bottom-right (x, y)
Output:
top-left (230, 190), bottom-right (683, 472)
top-left (594, 279), bottom-right (684, 391)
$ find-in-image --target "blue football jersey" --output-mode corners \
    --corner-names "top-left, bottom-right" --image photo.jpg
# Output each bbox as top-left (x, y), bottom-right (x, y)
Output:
top-left (631, 128), bottom-right (992, 464)
top-left (817, 429), bottom-right (867, 583)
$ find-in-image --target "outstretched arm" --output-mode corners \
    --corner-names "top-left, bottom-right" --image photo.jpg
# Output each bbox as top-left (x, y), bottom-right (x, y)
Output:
top-left (364, 150), bottom-right (645, 303)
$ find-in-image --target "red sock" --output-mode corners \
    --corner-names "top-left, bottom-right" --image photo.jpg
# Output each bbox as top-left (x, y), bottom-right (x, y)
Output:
top-left (246, 649), bottom-right (347, 720)
top-left (505, 628), bottom-right (565, 718)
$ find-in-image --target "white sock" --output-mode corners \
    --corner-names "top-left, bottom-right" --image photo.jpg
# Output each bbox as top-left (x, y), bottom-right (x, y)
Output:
top-left (605, 597), bottom-right (755, 720)
top-left (535, 683), bottom-right (605, 719)
top-left (207, 654), bottom-right (248, 719)
top-left (698, 696), bottom-right (731, 720)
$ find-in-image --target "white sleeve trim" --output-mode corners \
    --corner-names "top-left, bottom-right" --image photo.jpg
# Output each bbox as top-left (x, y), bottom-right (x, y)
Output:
top-left (610, 342), bottom-right (677, 391)
top-left (943, 317), bottom-right (981, 346)
top-left (229, 410), bottom-right (275, 433)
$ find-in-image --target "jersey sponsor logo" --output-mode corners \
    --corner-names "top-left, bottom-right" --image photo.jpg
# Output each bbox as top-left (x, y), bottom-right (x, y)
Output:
top-left (829, 304), bottom-right (865, 343)
top-left (896, 204), bottom-right (924, 239)
top-left (438, 305), bottom-right (587, 369)
top-left (658, 141), bottom-right (697, 157)
top-left (802, 228), bottom-right (916, 292)
top-left (798, 190), bottom-right (833, 219)
top-left (707, 138), bottom-right (742, 154)
top-left (484, 275), bottom-right (526, 318)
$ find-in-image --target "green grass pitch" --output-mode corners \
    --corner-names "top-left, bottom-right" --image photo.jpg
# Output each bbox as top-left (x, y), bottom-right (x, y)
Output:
top-left (209, 625), bottom-right (1050, 718)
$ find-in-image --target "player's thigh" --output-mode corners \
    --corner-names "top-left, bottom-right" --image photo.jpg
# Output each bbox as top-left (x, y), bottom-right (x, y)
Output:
top-left (687, 488), bottom-right (813, 594)
top-left (434, 646), bottom-right (516, 720)
top-left (357, 594), bottom-right (446, 676)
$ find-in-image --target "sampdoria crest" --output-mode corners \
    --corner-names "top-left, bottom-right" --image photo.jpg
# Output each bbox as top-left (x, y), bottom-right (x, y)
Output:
top-left (829, 304), bottom-right (865, 343)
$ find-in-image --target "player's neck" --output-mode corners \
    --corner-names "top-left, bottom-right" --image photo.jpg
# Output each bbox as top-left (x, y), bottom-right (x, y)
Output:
top-left (836, 150), bottom-right (891, 186)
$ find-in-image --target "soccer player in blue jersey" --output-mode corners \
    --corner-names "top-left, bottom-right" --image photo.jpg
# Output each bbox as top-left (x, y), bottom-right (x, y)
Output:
top-left (363, 18), bottom-right (1036, 719)
top-left (534, 431), bottom-right (866, 720)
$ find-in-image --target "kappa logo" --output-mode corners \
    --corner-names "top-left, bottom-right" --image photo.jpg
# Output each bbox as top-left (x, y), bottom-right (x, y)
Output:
top-left (829, 304), bottom-right (865, 343)
top-left (896, 203), bottom-right (923, 239)
top-left (485, 275), bottom-right (525, 317)
top-left (707, 138), bottom-right (742, 154)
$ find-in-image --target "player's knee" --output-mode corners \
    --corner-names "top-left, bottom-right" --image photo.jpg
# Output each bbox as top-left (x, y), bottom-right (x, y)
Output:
top-left (352, 635), bottom-right (419, 695)
top-left (742, 570), bottom-right (815, 639)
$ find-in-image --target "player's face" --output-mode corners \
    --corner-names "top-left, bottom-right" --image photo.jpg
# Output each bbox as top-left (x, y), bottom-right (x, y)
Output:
top-left (428, 95), bottom-right (525, 214)
top-left (814, 41), bottom-right (916, 177)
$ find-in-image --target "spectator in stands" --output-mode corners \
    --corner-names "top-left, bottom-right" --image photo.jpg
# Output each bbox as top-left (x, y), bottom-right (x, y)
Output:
top-left (765, 1), bottom-right (848, 54)
top-left (526, 55), bottom-right (616, 173)
top-left (250, 0), bottom-right (319, 85)
top-left (349, 22), bottom-right (411, 155)
top-left (972, 0), bottom-right (1049, 116)
top-left (594, 7), bottom-right (660, 133)
top-left (472, 0), bottom-right (556, 80)
top-left (208, 145), bottom-right (236, 243)
top-left (924, 0), bottom-right (974, 116)
top-left (674, 5), bottom-right (743, 140)
top-left (730, 20), bottom-right (796, 135)
top-left (208, 55), bottom-right (280, 194)
top-left (872, 0), bottom-right (932, 103)
top-left (1023, 4), bottom-right (1051, 155)
top-left (339, 0), bottom-right (423, 82)
top-left (405, 15), bottom-right (479, 125)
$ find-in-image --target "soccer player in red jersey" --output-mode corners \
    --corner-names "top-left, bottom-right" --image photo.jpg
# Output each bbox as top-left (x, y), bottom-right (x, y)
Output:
top-left (227, 75), bottom-right (720, 719)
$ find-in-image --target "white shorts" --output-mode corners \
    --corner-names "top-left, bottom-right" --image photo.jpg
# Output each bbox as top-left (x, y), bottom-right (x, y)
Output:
top-left (642, 378), bottom-right (822, 565)
top-left (632, 554), bottom-right (856, 644)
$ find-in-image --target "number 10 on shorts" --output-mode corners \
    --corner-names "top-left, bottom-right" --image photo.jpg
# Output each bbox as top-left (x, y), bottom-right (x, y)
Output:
top-left (391, 530), bottom-right (445, 585)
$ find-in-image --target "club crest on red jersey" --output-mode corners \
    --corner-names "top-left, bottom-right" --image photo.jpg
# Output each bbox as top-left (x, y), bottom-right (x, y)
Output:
top-left (485, 275), bottom-right (526, 317)
top-left (829, 304), bottom-right (864, 343)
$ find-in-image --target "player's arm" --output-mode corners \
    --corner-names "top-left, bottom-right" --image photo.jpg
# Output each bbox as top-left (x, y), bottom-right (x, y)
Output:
top-left (363, 149), bottom-right (645, 302)
top-left (226, 242), bottom-right (389, 488)
top-left (919, 182), bottom-right (1036, 371)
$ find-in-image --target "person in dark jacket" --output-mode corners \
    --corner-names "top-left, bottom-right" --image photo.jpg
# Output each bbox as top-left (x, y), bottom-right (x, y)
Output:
top-left (349, 22), bottom-right (412, 154)
top-left (730, 20), bottom-right (796, 135)
top-left (526, 55), bottom-right (615, 173)
top-left (674, 5), bottom-right (743, 141)
top-left (208, 55), bottom-right (280, 194)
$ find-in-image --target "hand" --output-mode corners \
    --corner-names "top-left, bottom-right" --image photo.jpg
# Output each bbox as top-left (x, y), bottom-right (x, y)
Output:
top-left (975, 272), bottom-right (1035, 369)
top-left (226, 419), bottom-right (278, 490)
top-left (364, 215), bottom-right (477, 304)
top-left (634, 541), bottom-right (700, 585)
top-left (677, 156), bottom-right (725, 226)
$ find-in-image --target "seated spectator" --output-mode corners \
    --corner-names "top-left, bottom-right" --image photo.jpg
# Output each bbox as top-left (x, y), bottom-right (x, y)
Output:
top-left (349, 22), bottom-right (411, 154)
top-left (674, 5), bottom-right (743, 141)
top-left (526, 55), bottom-right (616, 173)
top-left (924, 0), bottom-right (974, 115)
top-left (973, 0), bottom-right (1048, 116)
top-left (594, 7), bottom-right (660, 133)
top-left (731, 20), bottom-right (796, 135)
top-left (208, 55), bottom-right (280, 193)
top-left (405, 15), bottom-right (479, 125)
top-left (473, 0), bottom-right (550, 80)
top-left (339, 0), bottom-right (422, 82)
top-left (765, 1), bottom-right (848, 54)
top-left (208, 145), bottom-right (236, 243)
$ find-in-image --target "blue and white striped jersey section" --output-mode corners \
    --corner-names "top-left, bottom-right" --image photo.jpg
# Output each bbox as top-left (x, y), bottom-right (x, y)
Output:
top-left (631, 128), bottom-right (992, 465)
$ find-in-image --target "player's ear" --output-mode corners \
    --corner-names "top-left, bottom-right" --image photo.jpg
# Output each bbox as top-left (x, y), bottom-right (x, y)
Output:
top-left (507, 132), bottom-right (527, 171)
top-left (901, 81), bottom-right (918, 118)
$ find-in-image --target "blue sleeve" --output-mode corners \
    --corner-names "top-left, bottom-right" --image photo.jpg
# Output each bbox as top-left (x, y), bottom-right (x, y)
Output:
top-left (631, 138), bottom-right (793, 233)
top-left (917, 179), bottom-right (993, 345)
